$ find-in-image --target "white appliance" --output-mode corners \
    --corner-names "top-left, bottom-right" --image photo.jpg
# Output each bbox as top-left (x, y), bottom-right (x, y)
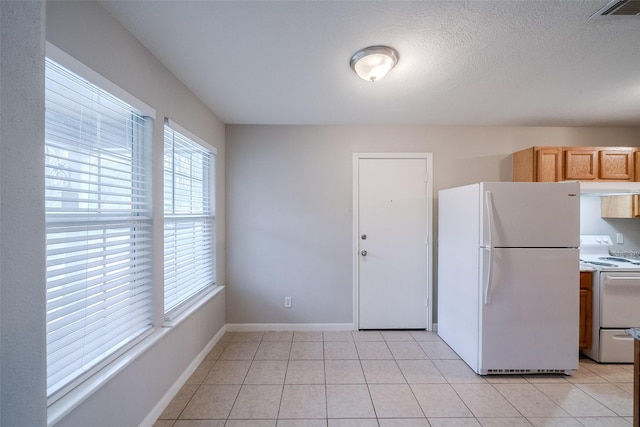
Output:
top-left (580, 235), bottom-right (640, 363)
top-left (438, 182), bottom-right (580, 375)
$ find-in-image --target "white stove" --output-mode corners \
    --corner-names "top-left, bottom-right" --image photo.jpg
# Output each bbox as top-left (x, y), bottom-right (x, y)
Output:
top-left (579, 235), bottom-right (640, 271)
top-left (580, 235), bottom-right (640, 363)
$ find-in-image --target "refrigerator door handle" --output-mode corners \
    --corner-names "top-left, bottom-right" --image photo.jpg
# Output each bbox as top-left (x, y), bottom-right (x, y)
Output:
top-left (483, 191), bottom-right (495, 305)
top-left (484, 190), bottom-right (494, 249)
top-left (482, 246), bottom-right (494, 305)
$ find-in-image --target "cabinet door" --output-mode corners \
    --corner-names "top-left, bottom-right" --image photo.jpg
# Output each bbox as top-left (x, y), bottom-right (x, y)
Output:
top-left (599, 149), bottom-right (633, 180)
top-left (635, 150), bottom-right (639, 182)
top-left (535, 147), bottom-right (562, 182)
top-left (564, 148), bottom-right (598, 180)
top-left (601, 195), bottom-right (640, 218)
top-left (579, 272), bottom-right (593, 350)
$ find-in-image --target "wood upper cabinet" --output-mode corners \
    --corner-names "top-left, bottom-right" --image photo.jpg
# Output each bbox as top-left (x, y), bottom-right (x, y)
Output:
top-left (601, 195), bottom-right (640, 218)
top-left (579, 271), bottom-right (593, 351)
top-left (564, 148), bottom-right (598, 180)
top-left (599, 148), bottom-right (634, 180)
top-left (512, 146), bottom-right (562, 182)
top-left (513, 146), bottom-right (639, 182)
top-left (564, 147), bottom-right (634, 181)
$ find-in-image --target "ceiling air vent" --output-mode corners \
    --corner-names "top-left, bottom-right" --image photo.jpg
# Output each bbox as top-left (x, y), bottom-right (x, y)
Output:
top-left (592, 0), bottom-right (640, 17)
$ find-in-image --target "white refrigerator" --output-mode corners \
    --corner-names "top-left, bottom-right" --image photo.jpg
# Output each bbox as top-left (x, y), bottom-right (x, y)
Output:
top-left (437, 182), bottom-right (580, 375)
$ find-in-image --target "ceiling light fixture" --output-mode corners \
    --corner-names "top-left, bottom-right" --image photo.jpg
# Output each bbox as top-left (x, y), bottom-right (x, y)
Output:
top-left (350, 45), bottom-right (399, 82)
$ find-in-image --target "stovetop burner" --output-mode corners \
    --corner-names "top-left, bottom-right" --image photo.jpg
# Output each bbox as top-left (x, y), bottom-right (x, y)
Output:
top-left (580, 259), bottom-right (618, 267)
top-left (599, 256), bottom-right (640, 265)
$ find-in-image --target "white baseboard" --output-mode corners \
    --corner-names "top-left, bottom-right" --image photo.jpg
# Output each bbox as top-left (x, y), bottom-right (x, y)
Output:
top-left (139, 327), bottom-right (227, 427)
top-left (225, 323), bottom-right (355, 332)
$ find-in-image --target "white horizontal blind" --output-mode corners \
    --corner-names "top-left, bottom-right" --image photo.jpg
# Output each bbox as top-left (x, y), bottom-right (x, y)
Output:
top-left (164, 121), bottom-right (216, 317)
top-left (45, 59), bottom-right (153, 399)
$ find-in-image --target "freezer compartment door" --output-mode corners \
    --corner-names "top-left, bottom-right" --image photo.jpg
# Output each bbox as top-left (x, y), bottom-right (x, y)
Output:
top-left (480, 182), bottom-right (580, 248)
top-left (479, 248), bottom-right (579, 372)
top-left (600, 273), bottom-right (640, 328)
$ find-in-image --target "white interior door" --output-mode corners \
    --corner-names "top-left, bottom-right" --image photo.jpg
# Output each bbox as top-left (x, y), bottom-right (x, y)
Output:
top-left (355, 155), bottom-right (431, 329)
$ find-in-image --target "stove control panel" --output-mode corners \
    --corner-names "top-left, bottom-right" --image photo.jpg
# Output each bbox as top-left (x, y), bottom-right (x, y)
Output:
top-left (580, 235), bottom-right (613, 247)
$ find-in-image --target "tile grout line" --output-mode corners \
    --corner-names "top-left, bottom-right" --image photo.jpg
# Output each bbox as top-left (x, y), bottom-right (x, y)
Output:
top-left (155, 331), bottom-right (636, 426)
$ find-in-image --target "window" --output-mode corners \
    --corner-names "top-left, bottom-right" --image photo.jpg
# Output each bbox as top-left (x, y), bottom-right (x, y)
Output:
top-left (163, 120), bottom-right (216, 318)
top-left (44, 59), bottom-right (153, 400)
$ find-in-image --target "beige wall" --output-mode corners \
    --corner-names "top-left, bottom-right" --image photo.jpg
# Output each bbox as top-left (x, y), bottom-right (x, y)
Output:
top-left (226, 125), bottom-right (640, 325)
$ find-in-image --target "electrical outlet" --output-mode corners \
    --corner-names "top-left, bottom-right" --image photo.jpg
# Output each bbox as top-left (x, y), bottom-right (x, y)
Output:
top-left (284, 296), bottom-right (292, 308)
top-left (617, 233), bottom-right (624, 244)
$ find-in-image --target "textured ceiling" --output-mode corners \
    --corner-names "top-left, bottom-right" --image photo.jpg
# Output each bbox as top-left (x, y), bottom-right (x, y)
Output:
top-left (99, 0), bottom-right (640, 126)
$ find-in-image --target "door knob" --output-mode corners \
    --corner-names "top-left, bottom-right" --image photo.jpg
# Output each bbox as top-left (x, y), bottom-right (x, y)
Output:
top-left (360, 250), bottom-right (367, 256)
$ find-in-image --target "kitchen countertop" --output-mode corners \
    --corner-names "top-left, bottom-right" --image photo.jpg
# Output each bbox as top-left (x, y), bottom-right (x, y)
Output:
top-left (580, 265), bottom-right (596, 272)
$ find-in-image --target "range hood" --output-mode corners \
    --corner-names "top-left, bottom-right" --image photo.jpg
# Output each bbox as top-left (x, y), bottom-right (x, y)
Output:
top-left (579, 181), bottom-right (640, 196)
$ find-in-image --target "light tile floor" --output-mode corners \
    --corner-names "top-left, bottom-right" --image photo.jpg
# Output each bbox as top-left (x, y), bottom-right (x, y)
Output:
top-left (154, 331), bottom-right (635, 427)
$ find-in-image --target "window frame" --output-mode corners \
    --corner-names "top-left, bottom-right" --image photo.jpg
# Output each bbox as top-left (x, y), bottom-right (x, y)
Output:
top-left (163, 118), bottom-right (218, 321)
top-left (44, 44), bottom-right (222, 422)
top-left (43, 42), bottom-right (159, 406)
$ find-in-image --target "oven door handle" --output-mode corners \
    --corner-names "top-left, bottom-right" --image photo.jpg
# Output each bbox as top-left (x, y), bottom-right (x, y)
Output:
top-left (604, 276), bottom-right (640, 282)
top-left (611, 334), bottom-right (634, 342)
top-left (603, 276), bottom-right (640, 291)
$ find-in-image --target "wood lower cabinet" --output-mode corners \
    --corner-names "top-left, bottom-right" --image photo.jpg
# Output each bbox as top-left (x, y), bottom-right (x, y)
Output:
top-left (633, 338), bottom-right (640, 427)
top-left (579, 271), bottom-right (593, 350)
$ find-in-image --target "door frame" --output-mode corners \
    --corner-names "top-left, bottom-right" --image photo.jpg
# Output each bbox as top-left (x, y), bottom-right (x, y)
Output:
top-left (352, 153), bottom-right (434, 331)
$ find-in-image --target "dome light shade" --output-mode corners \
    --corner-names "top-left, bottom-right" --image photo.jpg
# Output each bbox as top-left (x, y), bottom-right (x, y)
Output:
top-left (350, 46), bottom-right (399, 82)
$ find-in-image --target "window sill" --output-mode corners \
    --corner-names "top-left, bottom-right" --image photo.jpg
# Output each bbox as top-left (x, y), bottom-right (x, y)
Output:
top-left (47, 328), bottom-right (165, 426)
top-left (163, 285), bottom-right (225, 328)
top-left (47, 286), bottom-right (225, 426)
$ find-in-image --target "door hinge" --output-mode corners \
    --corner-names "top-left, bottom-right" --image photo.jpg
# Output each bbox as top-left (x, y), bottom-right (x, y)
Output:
top-left (425, 297), bottom-right (429, 307)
